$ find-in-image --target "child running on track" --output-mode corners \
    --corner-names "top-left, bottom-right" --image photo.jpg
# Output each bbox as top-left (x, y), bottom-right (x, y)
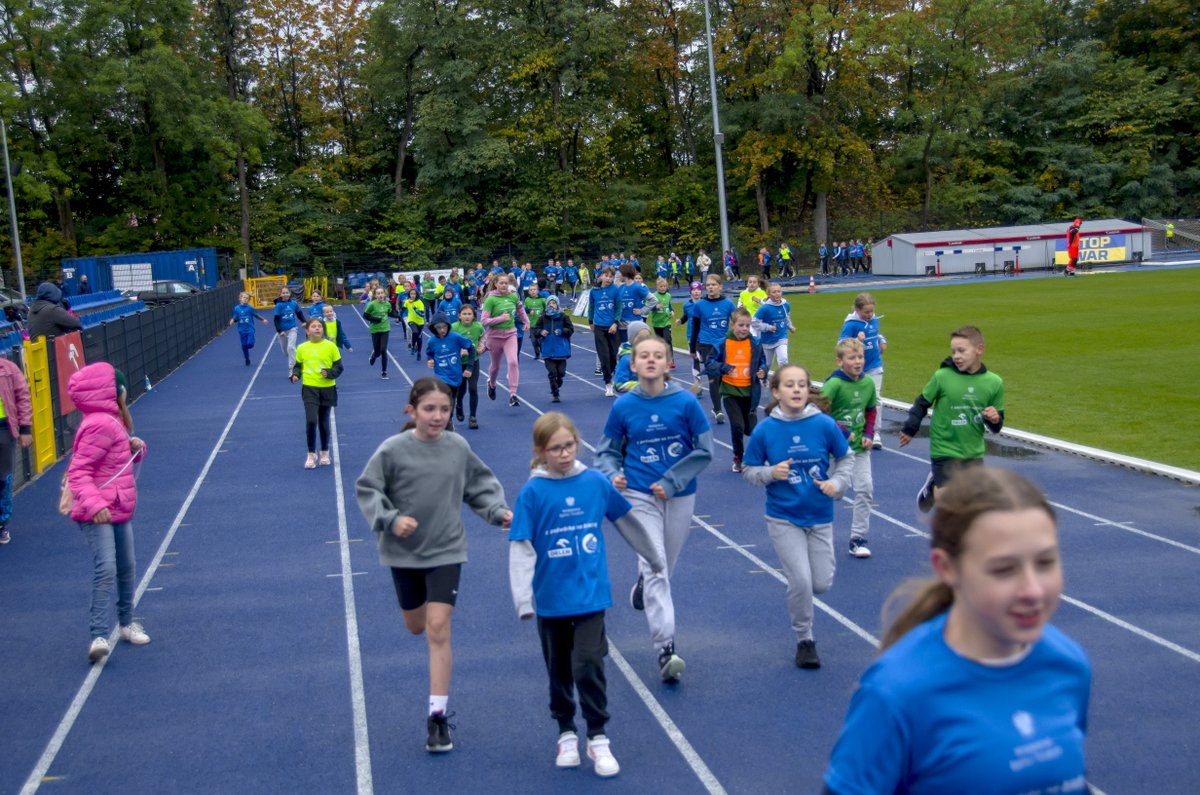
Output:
top-left (676, 281), bottom-right (704, 377)
top-left (425, 313), bottom-right (474, 432)
top-left (321, 305), bottom-right (352, 353)
top-left (822, 338), bottom-right (877, 559)
top-left (595, 334), bottom-right (713, 682)
top-left (587, 267), bottom-right (620, 397)
top-left (534, 294), bottom-right (573, 403)
top-left (273, 286), bottom-right (305, 378)
top-left (753, 281), bottom-right (794, 380)
top-left (824, 467), bottom-right (1090, 795)
top-left (838, 292), bottom-right (886, 448)
top-left (704, 307), bottom-right (765, 472)
top-left (691, 274), bottom-right (736, 424)
top-left (509, 412), bottom-right (664, 778)
top-left (364, 286), bottom-right (392, 380)
top-left (404, 287), bottom-right (427, 359)
top-left (356, 377), bottom-right (512, 754)
top-left (229, 291), bottom-right (268, 366)
top-left (451, 304), bottom-right (484, 429)
top-left (291, 316), bottom-right (344, 469)
top-left (742, 363), bottom-right (852, 669)
top-left (482, 274), bottom-right (529, 407)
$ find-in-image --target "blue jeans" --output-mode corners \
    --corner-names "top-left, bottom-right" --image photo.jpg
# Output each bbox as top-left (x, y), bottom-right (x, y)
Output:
top-left (80, 521), bottom-right (136, 639)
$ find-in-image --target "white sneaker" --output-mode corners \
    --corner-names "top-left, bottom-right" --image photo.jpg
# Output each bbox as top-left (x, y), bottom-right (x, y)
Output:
top-left (120, 622), bottom-right (151, 645)
top-left (713, 411), bottom-right (726, 424)
top-left (587, 735), bottom-right (620, 777)
top-left (604, 384), bottom-right (615, 397)
top-left (88, 636), bottom-right (110, 663)
top-left (556, 731), bottom-right (580, 768)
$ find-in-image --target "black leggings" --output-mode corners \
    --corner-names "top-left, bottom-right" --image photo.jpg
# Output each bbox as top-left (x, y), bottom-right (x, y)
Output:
top-left (593, 328), bottom-right (619, 385)
top-left (456, 366), bottom-right (479, 418)
top-left (371, 331), bottom-right (389, 373)
top-left (723, 394), bottom-right (757, 460)
top-left (305, 404), bottom-right (332, 453)
top-left (408, 324), bottom-right (423, 356)
top-left (545, 358), bottom-right (566, 394)
top-left (697, 342), bottom-right (723, 413)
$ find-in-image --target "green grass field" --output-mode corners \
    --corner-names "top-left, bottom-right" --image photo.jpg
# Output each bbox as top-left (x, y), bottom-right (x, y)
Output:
top-left (649, 269), bottom-right (1199, 471)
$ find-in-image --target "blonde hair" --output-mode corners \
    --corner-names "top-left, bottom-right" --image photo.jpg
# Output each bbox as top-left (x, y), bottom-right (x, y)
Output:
top-left (880, 467), bottom-right (1055, 650)
top-left (836, 337), bottom-right (864, 357)
top-left (853, 292), bottom-right (875, 310)
top-left (952, 324), bottom-right (985, 347)
top-left (530, 412), bottom-right (580, 469)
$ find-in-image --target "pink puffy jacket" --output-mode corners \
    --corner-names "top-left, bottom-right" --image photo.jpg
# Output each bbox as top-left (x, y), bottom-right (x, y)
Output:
top-left (66, 362), bottom-right (141, 524)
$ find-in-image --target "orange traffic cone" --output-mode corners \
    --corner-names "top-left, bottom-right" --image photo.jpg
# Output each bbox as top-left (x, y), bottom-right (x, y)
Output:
top-left (808, 275), bottom-right (816, 294)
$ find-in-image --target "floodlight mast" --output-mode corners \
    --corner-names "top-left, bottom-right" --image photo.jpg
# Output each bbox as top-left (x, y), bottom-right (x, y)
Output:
top-left (702, 0), bottom-right (730, 259)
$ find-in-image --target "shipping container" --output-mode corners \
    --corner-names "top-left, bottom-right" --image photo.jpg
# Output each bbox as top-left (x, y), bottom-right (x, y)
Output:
top-left (59, 248), bottom-right (219, 295)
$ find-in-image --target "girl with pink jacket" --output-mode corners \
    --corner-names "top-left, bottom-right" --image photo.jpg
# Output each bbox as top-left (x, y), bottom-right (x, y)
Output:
top-left (0, 355), bottom-right (33, 545)
top-left (66, 362), bottom-right (149, 663)
top-left (481, 274), bottom-right (530, 407)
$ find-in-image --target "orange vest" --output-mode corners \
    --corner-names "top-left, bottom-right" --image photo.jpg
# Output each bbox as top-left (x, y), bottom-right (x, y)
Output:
top-left (723, 338), bottom-right (753, 388)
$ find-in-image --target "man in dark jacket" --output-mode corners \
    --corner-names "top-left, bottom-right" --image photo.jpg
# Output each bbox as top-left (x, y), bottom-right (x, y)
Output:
top-left (27, 281), bottom-right (82, 339)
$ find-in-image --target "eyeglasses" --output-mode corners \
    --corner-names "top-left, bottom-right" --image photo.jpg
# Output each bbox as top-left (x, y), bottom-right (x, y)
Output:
top-left (544, 440), bottom-right (578, 456)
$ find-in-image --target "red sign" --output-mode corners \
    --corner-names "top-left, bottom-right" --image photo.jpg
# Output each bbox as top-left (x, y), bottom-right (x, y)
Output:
top-left (54, 332), bottom-right (85, 415)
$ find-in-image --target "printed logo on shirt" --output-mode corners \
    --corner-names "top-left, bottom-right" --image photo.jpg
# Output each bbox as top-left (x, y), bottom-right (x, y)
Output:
top-left (651, 414), bottom-right (659, 422)
top-left (547, 538), bottom-right (574, 558)
top-left (968, 386), bottom-right (976, 393)
top-left (581, 533), bottom-right (599, 554)
top-left (566, 496), bottom-right (576, 507)
top-left (666, 442), bottom-right (684, 459)
top-left (952, 411), bottom-right (971, 427)
top-left (792, 436), bottom-right (800, 443)
top-left (639, 447), bottom-right (661, 464)
top-left (1012, 711), bottom-right (1035, 739)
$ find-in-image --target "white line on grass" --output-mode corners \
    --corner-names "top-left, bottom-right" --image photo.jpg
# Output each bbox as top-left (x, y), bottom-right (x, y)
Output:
top-left (493, 382), bottom-right (728, 794)
top-left (330, 410), bottom-right (374, 794)
top-left (21, 339), bottom-right (275, 795)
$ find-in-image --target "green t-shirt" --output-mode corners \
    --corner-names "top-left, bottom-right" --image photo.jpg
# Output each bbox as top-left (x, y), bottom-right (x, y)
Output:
top-left (451, 320), bottom-right (483, 349)
top-left (822, 372), bottom-right (878, 453)
top-left (524, 296), bottom-right (547, 327)
top-left (650, 290), bottom-right (672, 328)
top-left (364, 299), bottom-right (392, 333)
top-left (295, 338), bottom-right (341, 388)
top-left (922, 365), bottom-right (1005, 460)
top-left (482, 293), bottom-right (521, 330)
top-left (420, 279), bottom-right (437, 301)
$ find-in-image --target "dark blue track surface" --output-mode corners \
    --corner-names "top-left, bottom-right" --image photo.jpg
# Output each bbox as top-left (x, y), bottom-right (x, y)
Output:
top-left (2, 301), bottom-right (1197, 794)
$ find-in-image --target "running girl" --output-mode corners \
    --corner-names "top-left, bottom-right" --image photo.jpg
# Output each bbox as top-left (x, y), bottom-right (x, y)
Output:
top-left (595, 334), bottom-right (713, 682)
top-left (741, 364), bottom-right (852, 669)
top-left (676, 281), bottom-right (704, 377)
top-left (356, 378), bottom-right (512, 753)
top-left (690, 274), bottom-right (736, 423)
top-left (364, 286), bottom-right (392, 380)
top-left (451, 304), bottom-right (484, 429)
top-left (321, 305), bottom-right (352, 352)
top-left (509, 412), bottom-right (663, 777)
top-left (705, 308), bottom-right (765, 472)
top-left (273, 286), bottom-right (305, 378)
top-left (587, 267), bottom-right (620, 397)
top-left (737, 274), bottom-right (768, 331)
top-left (308, 289), bottom-right (327, 322)
top-left (291, 316), bottom-right (344, 469)
top-left (753, 281), bottom-right (794, 378)
top-left (404, 287), bottom-right (427, 358)
top-left (424, 313), bottom-right (473, 432)
top-left (481, 274), bottom-right (529, 406)
top-left (229, 291), bottom-right (268, 366)
top-left (650, 277), bottom-right (673, 348)
top-left (824, 467), bottom-right (1091, 794)
top-left (534, 294), bottom-right (574, 403)
top-left (838, 292), bottom-right (887, 448)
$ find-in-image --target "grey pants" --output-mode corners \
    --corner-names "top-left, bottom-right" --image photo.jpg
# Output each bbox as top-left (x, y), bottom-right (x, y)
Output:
top-left (848, 452), bottom-right (874, 539)
top-left (627, 490), bottom-right (696, 650)
top-left (766, 517), bottom-right (835, 641)
top-left (277, 327), bottom-right (299, 372)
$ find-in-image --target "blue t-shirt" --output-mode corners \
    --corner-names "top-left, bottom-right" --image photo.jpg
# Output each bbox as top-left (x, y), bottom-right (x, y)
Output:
top-left (825, 613), bottom-right (1091, 795)
top-left (509, 469), bottom-right (632, 618)
top-left (436, 296), bottom-right (463, 319)
top-left (693, 296), bottom-right (736, 347)
top-left (564, 264), bottom-right (579, 283)
top-left (754, 302), bottom-right (791, 347)
top-left (656, 261), bottom-right (669, 278)
top-left (600, 389), bottom-right (711, 497)
top-left (232, 304), bottom-right (260, 333)
top-left (619, 282), bottom-right (651, 324)
top-left (426, 331), bottom-right (472, 388)
top-left (590, 284), bottom-right (619, 327)
top-left (839, 315), bottom-right (883, 371)
top-left (519, 270), bottom-right (538, 291)
top-left (545, 264), bottom-right (563, 284)
top-left (274, 299), bottom-right (302, 331)
top-left (743, 412), bottom-right (849, 525)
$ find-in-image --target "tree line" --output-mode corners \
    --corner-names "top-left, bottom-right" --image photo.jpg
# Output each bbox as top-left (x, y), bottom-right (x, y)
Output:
top-left (0, 0), bottom-right (1195, 277)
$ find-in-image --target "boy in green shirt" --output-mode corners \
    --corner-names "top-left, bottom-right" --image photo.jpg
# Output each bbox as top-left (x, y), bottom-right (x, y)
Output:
top-left (523, 283), bottom-right (547, 360)
top-left (822, 338), bottom-right (877, 558)
top-left (650, 277), bottom-right (673, 358)
top-left (900, 325), bottom-right (1005, 513)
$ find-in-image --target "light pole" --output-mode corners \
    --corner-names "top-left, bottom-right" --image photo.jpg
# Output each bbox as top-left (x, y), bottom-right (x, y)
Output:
top-left (701, 0), bottom-right (730, 259)
top-left (0, 119), bottom-right (26, 299)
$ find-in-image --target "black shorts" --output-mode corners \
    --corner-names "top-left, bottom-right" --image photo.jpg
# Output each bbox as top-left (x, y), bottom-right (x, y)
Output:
top-left (390, 563), bottom-right (462, 610)
top-left (931, 457), bottom-right (983, 488)
top-left (301, 385), bottom-right (338, 408)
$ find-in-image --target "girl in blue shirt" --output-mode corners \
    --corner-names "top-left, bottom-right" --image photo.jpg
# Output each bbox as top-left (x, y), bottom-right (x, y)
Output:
top-left (676, 281), bottom-right (704, 377)
top-left (824, 467), bottom-right (1091, 795)
top-left (509, 412), bottom-right (663, 777)
top-left (753, 281), bottom-right (795, 376)
top-left (595, 334), bottom-right (713, 683)
top-left (689, 274), bottom-right (736, 423)
top-left (273, 286), bottom-right (305, 378)
top-left (424, 314), bottom-right (473, 431)
top-left (838, 292), bottom-right (887, 447)
top-left (742, 364), bottom-right (852, 669)
top-left (587, 267), bottom-right (621, 396)
top-left (229, 291), bottom-right (268, 366)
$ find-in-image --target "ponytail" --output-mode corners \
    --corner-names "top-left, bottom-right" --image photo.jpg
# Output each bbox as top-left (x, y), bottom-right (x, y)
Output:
top-left (880, 580), bottom-right (954, 651)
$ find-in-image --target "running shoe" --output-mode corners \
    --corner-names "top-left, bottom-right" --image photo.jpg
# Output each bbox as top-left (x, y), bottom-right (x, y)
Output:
top-left (88, 636), bottom-right (110, 663)
top-left (848, 536), bottom-right (872, 559)
top-left (587, 735), bottom-right (620, 778)
top-left (487, 383), bottom-right (497, 400)
top-left (119, 622), bottom-right (151, 645)
top-left (426, 712), bottom-right (455, 753)
top-left (509, 395), bottom-right (520, 407)
top-left (713, 411), bottom-right (726, 425)
top-left (795, 639), bottom-right (821, 669)
top-left (468, 417), bottom-right (479, 430)
top-left (556, 731), bottom-right (580, 768)
top-left (731, 457), bottom-right (744, 473)
top-left (658, 642), bottom-right (685, 682)
top-left (916, 472), bottom-right (936, 513)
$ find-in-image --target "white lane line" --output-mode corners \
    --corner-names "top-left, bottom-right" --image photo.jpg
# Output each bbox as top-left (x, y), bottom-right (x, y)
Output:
top-left (351, 308), bottom-right (415, 386)
top-left (494, 381), bottom-right (728, 794)
top-left (21, 338), bottom-right (275, 795)
top-left (331, 411), bottom-right (374, 794)
top-left (1050, 501), bottom-right (1200, 555)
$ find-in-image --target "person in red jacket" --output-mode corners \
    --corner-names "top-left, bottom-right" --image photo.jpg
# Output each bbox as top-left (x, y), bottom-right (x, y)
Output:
top-left (0, 355), bottom-right (32, 545)
top-left (66, 362), bottom-right (149, 663)
top-left (1066, 218), bottom-right (1082, 276)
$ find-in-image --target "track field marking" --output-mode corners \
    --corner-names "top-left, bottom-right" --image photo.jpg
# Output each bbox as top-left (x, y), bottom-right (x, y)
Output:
top-left (20, 338), bottom-right (276, 795)
top-left (330, 410), bottom-right (374, 794)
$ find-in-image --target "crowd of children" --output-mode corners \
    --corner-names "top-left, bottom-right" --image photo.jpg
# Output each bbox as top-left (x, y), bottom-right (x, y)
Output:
top-left (206, 261), bottom-right (1093, 794)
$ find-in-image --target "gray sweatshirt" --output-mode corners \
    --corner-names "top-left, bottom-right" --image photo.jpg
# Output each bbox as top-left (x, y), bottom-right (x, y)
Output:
top-left (356, 430), bottom-right (511, 568)
top-left (509, 461), bottom-right (665, 619)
